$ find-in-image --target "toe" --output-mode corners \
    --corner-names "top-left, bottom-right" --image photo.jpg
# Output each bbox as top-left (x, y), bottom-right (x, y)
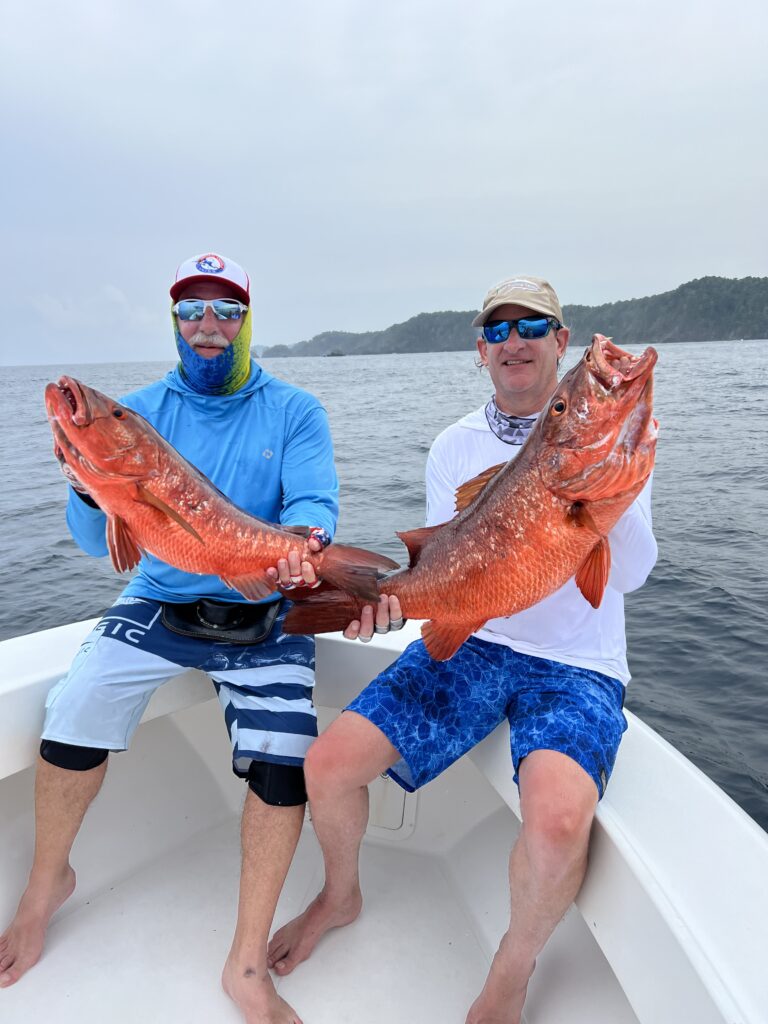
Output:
top-left (0, 967), bottom-right (20, 988)
top-left (274, 951), bottom-right (304, 976)
top-left (267, 943), bottom-right (286, 966)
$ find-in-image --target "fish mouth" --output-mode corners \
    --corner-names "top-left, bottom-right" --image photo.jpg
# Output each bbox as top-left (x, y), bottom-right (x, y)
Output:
top-left (57, 376), bottom-right (94, 426)
top-left (586, 334), bottom-right (657, 390)
top-left (46, 376), bottom-right (94, 427)
top-left (45, 377), bottom-right (102, 483)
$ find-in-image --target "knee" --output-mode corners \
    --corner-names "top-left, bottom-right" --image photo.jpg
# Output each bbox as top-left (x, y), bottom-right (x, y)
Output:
top-left (303, 736), bottom-right (338, 795)
top-left (523, 804), bottom-right (593, 864)
top-left (303, 736), bottom-right (355, 800)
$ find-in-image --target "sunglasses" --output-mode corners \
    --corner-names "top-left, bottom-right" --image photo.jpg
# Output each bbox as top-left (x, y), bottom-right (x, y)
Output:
top-left (173, 298), bottom-right (248, 322)
top-left (482, 317), bottom-right (562, 343)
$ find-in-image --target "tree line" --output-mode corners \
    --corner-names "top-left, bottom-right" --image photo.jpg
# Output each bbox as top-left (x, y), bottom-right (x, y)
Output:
top-left (261, 276), bottom-right (768, 357)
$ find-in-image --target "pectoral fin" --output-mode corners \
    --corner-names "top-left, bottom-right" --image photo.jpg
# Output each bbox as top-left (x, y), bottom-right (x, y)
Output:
top-left (135, 484), bottom-right (204, 543)
top-left (107, 515), bottom-right (142, 573)
top-left (454, 462), bottom-right (507, 513)
top-left (569, 501), bottom-right (610, 608)
top-left (568, 501), bottom-right (602, 535)
top-left (575, 539), bottom-right (611, 608)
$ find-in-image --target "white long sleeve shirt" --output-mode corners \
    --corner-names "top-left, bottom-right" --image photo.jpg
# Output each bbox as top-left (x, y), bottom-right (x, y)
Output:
top-left (425, 405), bottom-right (657, 685)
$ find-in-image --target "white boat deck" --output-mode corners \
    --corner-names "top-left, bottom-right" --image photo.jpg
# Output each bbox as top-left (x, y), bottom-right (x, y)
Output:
top-left (0, 781), bottom-right (636, 1024)
top-left (1, 819), bottom-right (493, 1023)
top-left (2, 619), bottom-right (767, 1023)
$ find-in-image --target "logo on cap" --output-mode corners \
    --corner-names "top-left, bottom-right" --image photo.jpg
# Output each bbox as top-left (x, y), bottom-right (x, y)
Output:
top-left (195, 254), bottom-right (226, 274)
top-left (496, 278), bottom-right (541, 296)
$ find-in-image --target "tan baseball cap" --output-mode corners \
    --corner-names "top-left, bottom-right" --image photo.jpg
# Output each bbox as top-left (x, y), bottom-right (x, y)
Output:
top-left (472, 275), bottom-right (563, 327)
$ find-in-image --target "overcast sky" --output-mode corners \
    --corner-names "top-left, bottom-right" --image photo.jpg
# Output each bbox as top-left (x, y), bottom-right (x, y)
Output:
top-left (2, 0), bottom-right (766, 365)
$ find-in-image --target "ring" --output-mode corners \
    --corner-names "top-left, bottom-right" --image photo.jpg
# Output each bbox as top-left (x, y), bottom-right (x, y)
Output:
top-left (374, 624), bottom-right (390, 634)
top-left (358, 634), bottom-right (372, 643)
top-left (389, 617), bottom-right (405, 631)
top-left (281, 581), bottom-right (296, 591)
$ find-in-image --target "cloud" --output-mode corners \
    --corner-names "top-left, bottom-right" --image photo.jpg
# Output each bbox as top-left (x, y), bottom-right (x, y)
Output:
top-left (35, 286), bottom-right (160, 332)
top-left (1, 0), bottom-right (766, 364)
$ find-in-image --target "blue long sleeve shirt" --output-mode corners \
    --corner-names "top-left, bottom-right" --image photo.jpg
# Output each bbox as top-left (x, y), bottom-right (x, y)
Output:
top-left (65, 360), bottom-right (339, 604)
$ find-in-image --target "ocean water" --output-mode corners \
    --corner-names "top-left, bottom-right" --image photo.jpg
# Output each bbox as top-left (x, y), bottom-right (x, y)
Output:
top-left (1, 342), bottom-right (766, 831)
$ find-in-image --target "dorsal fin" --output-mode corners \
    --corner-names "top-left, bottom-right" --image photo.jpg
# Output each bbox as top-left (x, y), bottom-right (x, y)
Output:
top-left (396, 525), bottom-right (442, 568)
top-left (135, 483), bottom-right (204, 543)
top-left (454, 462), bottom-right (507, 513)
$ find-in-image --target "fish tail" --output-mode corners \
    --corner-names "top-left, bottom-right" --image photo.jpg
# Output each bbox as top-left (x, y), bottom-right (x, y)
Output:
top-left (282, 590), bottom-right (366, 635)
top-left (318, 544), bottom-right (397, 602)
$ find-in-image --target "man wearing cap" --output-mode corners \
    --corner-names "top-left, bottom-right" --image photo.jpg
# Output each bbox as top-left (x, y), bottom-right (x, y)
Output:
top-left (0, 253), bottom-right (336, 1023)
top-left (266, 276), bottom-right (657, 1023)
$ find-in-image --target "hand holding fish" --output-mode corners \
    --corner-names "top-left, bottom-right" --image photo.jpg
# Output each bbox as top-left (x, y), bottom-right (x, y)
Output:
top-left (267, 540), bottom-right (323, 590)
top-left (343, 594), bottom-right (404, 642)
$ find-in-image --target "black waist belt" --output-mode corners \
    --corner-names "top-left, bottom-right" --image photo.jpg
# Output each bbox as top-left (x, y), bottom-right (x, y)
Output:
top-left (161, 598), bottom-right (281, 645)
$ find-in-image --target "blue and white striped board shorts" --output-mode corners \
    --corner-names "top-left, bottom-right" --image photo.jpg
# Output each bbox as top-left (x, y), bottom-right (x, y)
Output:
top-left (42, 597), bottom-right (316, 773)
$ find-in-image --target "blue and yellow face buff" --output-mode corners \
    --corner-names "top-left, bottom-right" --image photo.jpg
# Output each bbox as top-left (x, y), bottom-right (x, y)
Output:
top-left (172, 301), bottom-right (253, 395)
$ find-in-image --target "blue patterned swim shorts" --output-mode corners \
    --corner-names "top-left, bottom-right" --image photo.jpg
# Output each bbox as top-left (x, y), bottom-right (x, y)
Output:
top-left (346, 636), bottom-right (627, 799)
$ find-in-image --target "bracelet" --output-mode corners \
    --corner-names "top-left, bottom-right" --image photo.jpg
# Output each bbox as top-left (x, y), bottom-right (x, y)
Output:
top-left (309, 527), bottom-right (332, 549)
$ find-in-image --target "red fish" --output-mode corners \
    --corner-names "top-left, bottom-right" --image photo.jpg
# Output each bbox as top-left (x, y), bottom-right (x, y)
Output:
top-left (45, 377), bottom-right (398, 601)
top-left (283, 335), bottom-right (658, 659)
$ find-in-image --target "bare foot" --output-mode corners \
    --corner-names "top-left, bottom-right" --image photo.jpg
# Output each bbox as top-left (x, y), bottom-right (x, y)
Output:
top-left (0, 866), bottom-right (76, 987)
top-left (267, 887), bottom-right (362, 976)
top-left (222, 957), bottom-right (303, 1024)
top-left (465, 952), bottom-right (535, 1024)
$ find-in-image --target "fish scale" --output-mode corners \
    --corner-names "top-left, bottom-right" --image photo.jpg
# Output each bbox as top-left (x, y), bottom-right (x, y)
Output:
top-left (45, 376), bottom-right (399, 602)
top-left (283, 334), bottom-right (658, 661)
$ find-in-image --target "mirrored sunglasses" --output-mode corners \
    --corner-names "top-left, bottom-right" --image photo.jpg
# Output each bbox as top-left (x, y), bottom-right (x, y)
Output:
top-left (483, 317), bottom-right (561, 343)
top-left (173, 298), bottom-right (248, 322)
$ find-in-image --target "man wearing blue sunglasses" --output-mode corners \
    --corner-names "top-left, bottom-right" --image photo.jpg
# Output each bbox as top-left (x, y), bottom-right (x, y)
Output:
top-left (471, 275), bottom-right (569, 425)
top-left (2, 253), bottom-right (337, 1024)
top-left (269, 275), bottom-right (657, 1024)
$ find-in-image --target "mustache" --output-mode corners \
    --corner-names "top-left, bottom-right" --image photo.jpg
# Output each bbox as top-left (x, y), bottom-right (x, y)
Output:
top-left (187, 331), bottom-right (231, 350)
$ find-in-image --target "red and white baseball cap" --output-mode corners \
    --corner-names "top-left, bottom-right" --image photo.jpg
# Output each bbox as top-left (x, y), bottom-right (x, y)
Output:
top-left (170, 252), bottom-right (250, 305)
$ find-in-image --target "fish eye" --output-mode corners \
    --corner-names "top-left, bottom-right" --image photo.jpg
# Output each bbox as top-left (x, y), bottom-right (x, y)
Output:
top-left (551, 399), bottom-right (567, 416)
top-left (113, 408), bottom-right (124, 418)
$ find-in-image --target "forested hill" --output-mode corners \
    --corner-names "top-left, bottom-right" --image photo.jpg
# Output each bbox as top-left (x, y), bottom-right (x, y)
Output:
top-left (261, 276), bottom-right (768, 357)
